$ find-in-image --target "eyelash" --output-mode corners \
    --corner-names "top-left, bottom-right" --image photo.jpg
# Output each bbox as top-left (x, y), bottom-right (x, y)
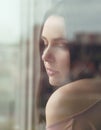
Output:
top-left (42, 40), bottom-right (67, 50)
top-left (43, 41), bottom-right (48, 47)
top-left (41, 40), bottom-right (48, 51)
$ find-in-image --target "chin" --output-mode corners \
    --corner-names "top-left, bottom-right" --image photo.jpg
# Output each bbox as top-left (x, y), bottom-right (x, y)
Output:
top-left (49, 79), bottom-right (60, 87)
top-left (49, 78), bottom-right (69, 87)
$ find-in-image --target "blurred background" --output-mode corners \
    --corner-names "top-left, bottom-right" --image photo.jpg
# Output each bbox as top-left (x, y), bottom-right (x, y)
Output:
top-left (0, 0), bottom-right (53, 130)
top-left (0, 0), bottom-right (20, 130)
top-left (0, 0), bottom-right (101, 130)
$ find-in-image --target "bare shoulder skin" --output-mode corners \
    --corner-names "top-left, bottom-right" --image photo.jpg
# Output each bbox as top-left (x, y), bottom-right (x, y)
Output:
top-left (46, 78), bottom-right (101, 126)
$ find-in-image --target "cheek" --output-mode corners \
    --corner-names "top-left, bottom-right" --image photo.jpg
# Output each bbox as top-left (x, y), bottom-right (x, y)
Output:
top-left (57, 51), bottom-right (70, 69)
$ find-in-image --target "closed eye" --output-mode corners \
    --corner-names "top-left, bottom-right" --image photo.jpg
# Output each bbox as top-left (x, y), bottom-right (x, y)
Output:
top-left (40, 39), bottom-right (48, 52)
top-left (41, 36), bottom-right (48, 47)
top-left (52, 40), bottom-right (68, 49)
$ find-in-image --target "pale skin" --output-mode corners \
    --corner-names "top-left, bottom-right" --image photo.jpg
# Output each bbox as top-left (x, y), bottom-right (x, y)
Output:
top-left (41, 15), bottom-right (101, 127)
top-left (42, 15), bottom-right (70, 87)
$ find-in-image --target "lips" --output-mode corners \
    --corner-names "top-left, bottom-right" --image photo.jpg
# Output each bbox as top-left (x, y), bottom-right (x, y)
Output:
top-left (46, 68), bottom-right (58, 76)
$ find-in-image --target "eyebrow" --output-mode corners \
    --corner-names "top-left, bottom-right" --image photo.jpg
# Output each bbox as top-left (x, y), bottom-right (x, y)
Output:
top-left (52, 38), bottom-right (67, 42)
top-left (41, 36), bottom-right (67, 42)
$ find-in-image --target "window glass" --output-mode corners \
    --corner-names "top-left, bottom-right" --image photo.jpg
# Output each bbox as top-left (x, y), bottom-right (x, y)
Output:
top-left (0, 0), bottom-right (20, 130)
top-left (1, 0), bottom-right (101, 130)
top-left (34, 0), bottom-right (101, 130)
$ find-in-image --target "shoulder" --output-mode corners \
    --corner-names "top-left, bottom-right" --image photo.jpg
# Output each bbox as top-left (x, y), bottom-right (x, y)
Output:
top-left (46, 78), bottom-right (101, 126)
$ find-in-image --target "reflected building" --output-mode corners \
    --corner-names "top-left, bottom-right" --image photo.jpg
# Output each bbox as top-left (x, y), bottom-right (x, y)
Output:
top-left (75, 32), bottom-right (101, 44)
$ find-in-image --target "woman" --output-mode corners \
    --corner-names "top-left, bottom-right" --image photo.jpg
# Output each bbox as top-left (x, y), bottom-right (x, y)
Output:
top-left (36, 1), bottom-right (101, 130)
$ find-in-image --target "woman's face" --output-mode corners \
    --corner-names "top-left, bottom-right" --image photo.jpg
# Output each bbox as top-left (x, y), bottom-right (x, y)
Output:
top-left (41, 15), bottom-right (70, 87)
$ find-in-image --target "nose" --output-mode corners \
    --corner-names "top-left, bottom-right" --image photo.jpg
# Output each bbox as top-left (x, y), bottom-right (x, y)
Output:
top-left (42, 47), bottom-right (54, 62)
